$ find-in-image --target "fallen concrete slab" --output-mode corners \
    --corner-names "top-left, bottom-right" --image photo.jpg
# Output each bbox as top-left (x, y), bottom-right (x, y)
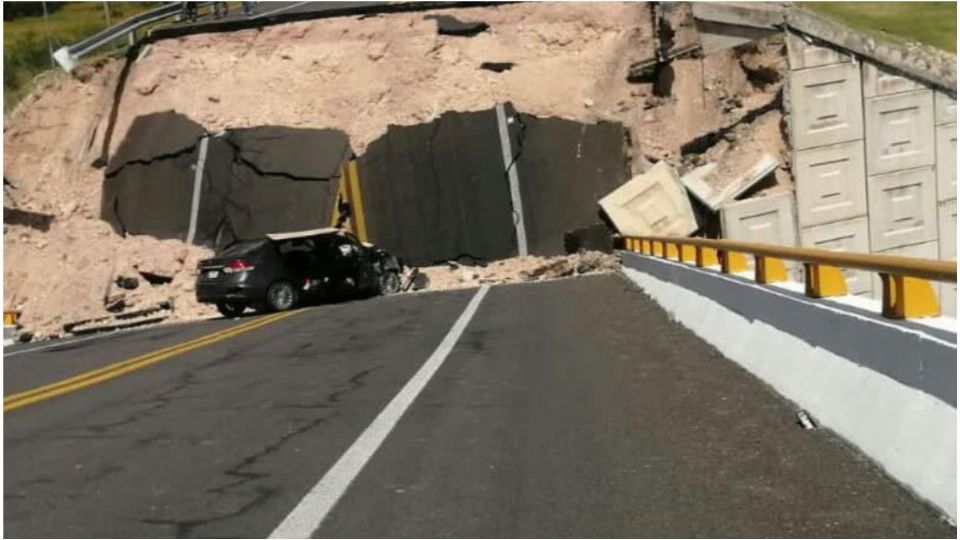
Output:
top-left (600, 162), bottom-right (697, 237)
top-left (681, 154), bottom-right (779, 212)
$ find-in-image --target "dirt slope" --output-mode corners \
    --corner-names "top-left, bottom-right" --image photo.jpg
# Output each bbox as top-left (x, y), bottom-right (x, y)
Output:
top-left (3, 2), bottom-right (789, 338)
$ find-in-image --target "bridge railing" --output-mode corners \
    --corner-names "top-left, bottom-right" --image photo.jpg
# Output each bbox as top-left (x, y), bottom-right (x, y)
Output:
top-left (621, 235), bottom-right (957, 320)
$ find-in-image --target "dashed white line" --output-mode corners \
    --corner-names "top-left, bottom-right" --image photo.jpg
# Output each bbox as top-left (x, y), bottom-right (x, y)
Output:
top-left (269, 285), bottom-right (491, 538)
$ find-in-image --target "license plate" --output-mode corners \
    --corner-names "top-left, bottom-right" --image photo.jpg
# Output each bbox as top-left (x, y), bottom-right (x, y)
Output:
top-left (206, 270), bottom-right (219, 279)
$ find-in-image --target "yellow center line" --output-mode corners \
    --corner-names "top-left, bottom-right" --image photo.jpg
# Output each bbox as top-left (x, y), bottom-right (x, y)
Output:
top-left (4, 309), bottom-right (304, 412)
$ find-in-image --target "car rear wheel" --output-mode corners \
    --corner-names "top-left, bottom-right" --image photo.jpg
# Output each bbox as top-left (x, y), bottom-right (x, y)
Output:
top-left (266, 281), bottom-right (299, 312)
top-left (379, 270), bottom-right (401, 296)
top-left (216, 301), bottom-right (245, 318)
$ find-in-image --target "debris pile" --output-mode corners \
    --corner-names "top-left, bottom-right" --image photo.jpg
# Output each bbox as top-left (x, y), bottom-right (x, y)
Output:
top-left (4, 2), bottom-right (794, 337)
top-left (407, 251), bottom-right (621, 292)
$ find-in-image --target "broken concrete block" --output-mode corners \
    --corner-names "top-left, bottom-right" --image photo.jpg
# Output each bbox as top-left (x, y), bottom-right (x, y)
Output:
top-left (721, 190), bottom-right (798, 247)
top-left (599, 161), bottom-right (697, 237)
top-left (716, 153), bottom-right (780, 202)
top-left (680, 163), bottom-right (721, 210)
top-left (681, 154), bottom-right (779, 212)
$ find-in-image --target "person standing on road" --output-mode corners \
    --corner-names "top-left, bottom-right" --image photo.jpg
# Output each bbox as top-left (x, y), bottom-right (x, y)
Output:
top-left (242, 1), bottom-right (255, 15)
top-left (213, 1), bottom-right (228, 18)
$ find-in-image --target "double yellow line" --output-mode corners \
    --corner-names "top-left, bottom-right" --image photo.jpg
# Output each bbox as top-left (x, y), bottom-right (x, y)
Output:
top-left (4, 309), bottom-right (303, 412)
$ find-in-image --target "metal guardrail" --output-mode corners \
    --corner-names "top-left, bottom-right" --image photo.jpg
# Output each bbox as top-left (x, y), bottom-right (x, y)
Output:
top-left (52, 2), bottom-right (210, 72)
top-left (622, 235), bottom-right (957, 320)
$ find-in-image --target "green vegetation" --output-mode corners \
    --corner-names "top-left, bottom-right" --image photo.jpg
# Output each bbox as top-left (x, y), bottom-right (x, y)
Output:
top-left (3, 2), bottom-right (158, 110)
top-left (800, 2), bottom-right (957, 53)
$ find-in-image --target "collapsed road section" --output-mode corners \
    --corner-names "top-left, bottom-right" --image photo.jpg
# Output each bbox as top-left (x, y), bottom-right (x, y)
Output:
top-left (4, 2), bottom-right (955, 341)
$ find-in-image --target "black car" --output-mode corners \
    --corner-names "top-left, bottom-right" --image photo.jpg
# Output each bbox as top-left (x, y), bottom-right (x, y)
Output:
top-left (196, 228), bottom-right (403, 317)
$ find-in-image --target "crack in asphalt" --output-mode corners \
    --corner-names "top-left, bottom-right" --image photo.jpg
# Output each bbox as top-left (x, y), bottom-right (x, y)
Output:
top-left (140, 486), bottom-right (278, 538)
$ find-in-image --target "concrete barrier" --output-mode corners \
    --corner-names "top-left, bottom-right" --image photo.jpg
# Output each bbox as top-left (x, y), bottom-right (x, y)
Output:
top-left (620, 250), bottom-right (957, 521)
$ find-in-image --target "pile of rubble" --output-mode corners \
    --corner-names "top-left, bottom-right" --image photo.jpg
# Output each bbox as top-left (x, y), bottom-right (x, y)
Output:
top-left (404, 251), bottom-right (621, 292)
top-left (3, 2), bottom-right (792, 339)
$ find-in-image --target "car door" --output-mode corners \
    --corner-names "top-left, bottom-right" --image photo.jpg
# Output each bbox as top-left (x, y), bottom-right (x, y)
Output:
top-left (339, 234), bottom-right (378, 291)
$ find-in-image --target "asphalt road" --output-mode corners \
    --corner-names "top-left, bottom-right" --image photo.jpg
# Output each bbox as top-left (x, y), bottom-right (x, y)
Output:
top-left (4, 274), bottom-right (954, 538)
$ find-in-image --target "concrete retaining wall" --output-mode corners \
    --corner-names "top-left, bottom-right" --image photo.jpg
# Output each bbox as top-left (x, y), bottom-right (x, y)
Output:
top-left (786, 29), bottom-right (957, 303)
top-left (620, 250), bottom-right (957, 522)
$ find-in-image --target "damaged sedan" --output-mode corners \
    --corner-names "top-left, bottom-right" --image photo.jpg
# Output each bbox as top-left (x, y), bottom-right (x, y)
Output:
top-left (196, 228), bottom-right (403, 317)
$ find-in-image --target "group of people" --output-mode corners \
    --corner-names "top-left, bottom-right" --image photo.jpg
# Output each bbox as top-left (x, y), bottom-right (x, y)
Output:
top-left (180, 2), bottom-right (256, 22)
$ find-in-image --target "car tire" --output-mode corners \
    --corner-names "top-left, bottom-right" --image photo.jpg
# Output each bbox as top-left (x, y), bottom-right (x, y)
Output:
top-left (216, 301), bottom-right (245, 318)
top-left (379, 270), bottom-right (401, 296)
top-left (266, 281), bottom-right (299, 312)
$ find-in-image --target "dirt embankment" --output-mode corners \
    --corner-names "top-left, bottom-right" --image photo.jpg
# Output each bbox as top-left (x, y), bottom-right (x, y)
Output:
top-left (3, 2), bottom-right (789, 338)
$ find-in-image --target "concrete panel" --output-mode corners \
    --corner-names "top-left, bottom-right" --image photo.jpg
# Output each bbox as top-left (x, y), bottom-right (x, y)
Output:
top-left (938, 198), bottom-right (957, 316)
top-left (935, 92), bottom-right (957, 126)
top-left (786, 31), bottom-right (852, 70)
top-left (800, 217), bottom-right (872, 295)
top-left (867, 166), bottom-right (937, 251)
top-left (862, 61), bottom-right (925, 98)
top-left (794, 140), bottom-right (867, 227)
top-left (936, 123), bottom-right (957, 202)
top-left (790, 62), bottom-right (864, 150)
top-left (721, 191), bottom-right (798, 248)
top-left (939, 199), bottom-right (957, 261)
top-left (599, 161), bottom-right (697, 237)
top-left (871, 241), bottom-right (939, 300)
top-left (864, 90), bottom-right (935, 175)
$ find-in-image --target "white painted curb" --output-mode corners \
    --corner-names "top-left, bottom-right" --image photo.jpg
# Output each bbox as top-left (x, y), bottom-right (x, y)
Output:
top-left (622, 264), bottom-right (957, 522)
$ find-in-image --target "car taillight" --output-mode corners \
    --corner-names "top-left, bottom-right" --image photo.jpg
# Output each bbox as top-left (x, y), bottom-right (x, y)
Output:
top-left (223, 259), bottom-right (255, 274)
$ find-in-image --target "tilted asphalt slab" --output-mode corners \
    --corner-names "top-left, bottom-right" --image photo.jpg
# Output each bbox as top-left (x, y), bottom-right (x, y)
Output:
top-left (4, 274), bottom-right (955, 538)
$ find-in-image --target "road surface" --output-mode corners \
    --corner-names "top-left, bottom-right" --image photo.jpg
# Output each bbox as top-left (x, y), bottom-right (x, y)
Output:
top-left (4, 274), bottom-right (954, 537)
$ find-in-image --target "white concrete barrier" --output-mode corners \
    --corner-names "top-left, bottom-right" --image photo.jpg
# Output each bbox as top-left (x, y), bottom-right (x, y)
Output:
top-left (620, 251), bottom-right (957, 522)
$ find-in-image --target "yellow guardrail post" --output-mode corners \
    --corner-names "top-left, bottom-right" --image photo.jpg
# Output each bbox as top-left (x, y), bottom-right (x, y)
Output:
top-left (755, 255), bottom-right (789, 284)
top-left (803, 263), bottom-right (847, 298)
top-left (880, 274), bottom-right (940, 319)
top-left (696, 246), bottom-right (719, 267)
top-left (664, 242), bottom-right (679, 261)
top-left (653, 240), bottom-right (664, 257)
top-left (621, 235), bottom-right (955, 320)
top-left (720, 251), bottom-right (748, 274)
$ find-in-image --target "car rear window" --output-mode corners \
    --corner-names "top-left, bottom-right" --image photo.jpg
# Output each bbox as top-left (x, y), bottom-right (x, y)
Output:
top-left (217, 239), bottom-right (270, 258)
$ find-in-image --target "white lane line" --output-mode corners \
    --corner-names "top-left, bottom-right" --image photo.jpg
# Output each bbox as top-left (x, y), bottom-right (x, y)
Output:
top-left (253, 1), bottom-right (310, 19)
top-left (185, 136), bottom-right (209, 245)
top-left (495, 103), bottom-right (528, 256)
top-left (270, 285), bottom-right (491, 538)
